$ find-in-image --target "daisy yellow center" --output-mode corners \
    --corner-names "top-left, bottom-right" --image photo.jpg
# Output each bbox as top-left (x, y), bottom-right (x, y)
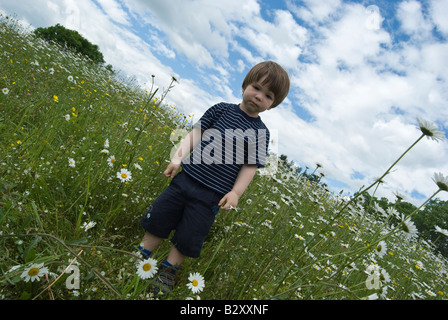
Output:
top-left (192, 280), bottom-right (199, 287)
top-left (110, 158), bottom-right (115, 163)
top-left (142, 263), bottom-right (152, 271)
top-left (121, 173), bottom-right (127, 179)
top-left (436, 181), bottom-right (448, 192)
top-left (28, 268), bottom-right (39, 277)
top-left (420, 127), bottom-right (433, 136)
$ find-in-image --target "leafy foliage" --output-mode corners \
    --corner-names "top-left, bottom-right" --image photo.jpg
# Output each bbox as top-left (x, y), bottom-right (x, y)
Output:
top-left (34, 24), bottom-right (105, 64)
top-left (413, 199), bottom-right (448, 257)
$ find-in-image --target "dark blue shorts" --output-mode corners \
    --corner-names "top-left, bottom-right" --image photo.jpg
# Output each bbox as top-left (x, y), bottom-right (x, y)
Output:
top-left (140, 171), bottom-right (223, 258)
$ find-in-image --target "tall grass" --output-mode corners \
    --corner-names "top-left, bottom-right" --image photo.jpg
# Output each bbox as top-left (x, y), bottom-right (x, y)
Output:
top-left (1, 14), bottom-right (447, 300)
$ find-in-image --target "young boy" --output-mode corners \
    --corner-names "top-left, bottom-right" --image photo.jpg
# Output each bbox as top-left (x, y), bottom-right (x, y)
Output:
top-left (138, 61), bottom-right (290, 295)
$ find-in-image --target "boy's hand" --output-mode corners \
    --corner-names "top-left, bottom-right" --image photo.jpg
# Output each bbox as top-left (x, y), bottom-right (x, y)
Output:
top-left (218, 191), bottom-right (239, 211)
top-left (163, 162), bottom-right (180, 178)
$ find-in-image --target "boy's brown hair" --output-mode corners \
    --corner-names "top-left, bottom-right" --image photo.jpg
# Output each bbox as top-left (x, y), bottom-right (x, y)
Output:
top-left (242, 61), bottom-right (290, 108)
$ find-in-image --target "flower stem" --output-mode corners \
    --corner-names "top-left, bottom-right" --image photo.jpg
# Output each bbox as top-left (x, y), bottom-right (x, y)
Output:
top-left (337, 133), bottom-right (425, 215)
top-left (375, 133), bottom-right (425, 186)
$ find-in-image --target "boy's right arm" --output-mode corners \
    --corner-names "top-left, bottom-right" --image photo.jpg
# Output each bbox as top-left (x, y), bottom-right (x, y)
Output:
top-left (164, 126), bottom-right (203, 178)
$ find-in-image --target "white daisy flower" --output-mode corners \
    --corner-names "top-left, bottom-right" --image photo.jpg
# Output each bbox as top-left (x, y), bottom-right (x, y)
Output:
top-left (21, 263), bottom-right (48, 282)
top-left (432, 172), bottom-right (448, 192)
top-left (187, 272), bottom-right (205, 294)
top-left (68, 158), bottom-right (76, 168)
top-left (117, 168), bottom-right (132, 182)
top-left (81, 221), bottom-right (96, 231)
top-left (107, 155), bottom-right (115, 167)
top-left (136, 258), bottom-right (158, 279)
top-left (375, 240), bottom-right (387, 258)
top-left (2, 88), bottom-right (9, 95)
top-left (417, 117), bottom-right (445, 142)
top-left (401, 218), bottom-right (418, 238)
top-left (435, 225), bottom-right (448, 237)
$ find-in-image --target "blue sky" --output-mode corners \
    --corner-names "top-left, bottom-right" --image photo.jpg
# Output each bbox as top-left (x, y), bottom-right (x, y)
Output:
top-left (1, 0), bottom-right (448, 204)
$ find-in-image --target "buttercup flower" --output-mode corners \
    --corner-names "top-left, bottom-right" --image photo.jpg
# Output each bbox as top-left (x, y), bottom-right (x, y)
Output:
top-left (187, 272), bottom-right (205, 294)
top-left (417, 117), bottom-right (445, 142)
top-left (136, 258), bottom-right (158, 279)
top-left (117, 168), bottom-right (132, 182)
top-left (20, 263), bottom-right (48, 282)
top-left (432, 172), bottom-right (448, 192)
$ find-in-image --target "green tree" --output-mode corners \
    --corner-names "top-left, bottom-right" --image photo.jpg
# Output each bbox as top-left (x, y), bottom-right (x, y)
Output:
top-left (413, 199), bottom-right (448, 257)
top-left (34, 24), bottom-right (105, 64)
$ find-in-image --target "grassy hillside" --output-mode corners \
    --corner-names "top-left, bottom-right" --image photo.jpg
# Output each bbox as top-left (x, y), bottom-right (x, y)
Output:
top-left (1, 14), bottom-right (447, 300)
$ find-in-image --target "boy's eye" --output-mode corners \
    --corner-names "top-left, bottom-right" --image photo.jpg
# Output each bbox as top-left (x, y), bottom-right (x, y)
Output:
top-left (252, 83), bottom-right (273, 100)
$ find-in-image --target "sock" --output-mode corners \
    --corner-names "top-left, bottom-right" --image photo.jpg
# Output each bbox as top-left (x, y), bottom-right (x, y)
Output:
top-left (136, 244), bottom-right (152, 259)
top-left (163, 259), bottom-right (179, 270)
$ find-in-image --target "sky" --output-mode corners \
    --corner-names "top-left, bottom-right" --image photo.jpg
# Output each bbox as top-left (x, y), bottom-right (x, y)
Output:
top-left (1, 0), bottom-right (448, 204)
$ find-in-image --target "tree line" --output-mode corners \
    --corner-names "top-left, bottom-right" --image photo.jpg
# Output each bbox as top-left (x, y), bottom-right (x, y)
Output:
top-left (34, 23), bottom-right (113, 72)
top-left (360, 193), bottom-right (448, 258)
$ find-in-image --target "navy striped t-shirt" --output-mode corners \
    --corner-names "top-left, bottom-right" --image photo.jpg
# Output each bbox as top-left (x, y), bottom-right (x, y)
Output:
top-left (181, 102), bottom-right (270, 195)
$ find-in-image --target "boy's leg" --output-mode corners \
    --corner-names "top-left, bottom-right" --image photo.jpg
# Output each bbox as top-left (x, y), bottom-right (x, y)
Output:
top-left (166, 246), bottom-right (186, 266)
top-left (139, 172), bottom-right (186, 258)
top-left (139, 231), bottom-right (163, 252)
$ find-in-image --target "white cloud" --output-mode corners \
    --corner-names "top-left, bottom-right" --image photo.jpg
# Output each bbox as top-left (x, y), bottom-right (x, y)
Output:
top-left (289, 0), bottom-right (342, 25)
top-left (283, 1), bottom-right (448, 203)
top-left (123, 0), bottom-right (260, 68)
top-left (239, 9), bottom-right (307, 69)
top-left (96, 0), bottom-right (131, 26)
top-left (397, 0), bottom-right (433, 39)
top-left (430, 0), bottom-right (448, 35)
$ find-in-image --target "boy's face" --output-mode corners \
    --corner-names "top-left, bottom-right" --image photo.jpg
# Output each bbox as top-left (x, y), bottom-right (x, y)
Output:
top-left (240, 76), bottom-right (275, 118)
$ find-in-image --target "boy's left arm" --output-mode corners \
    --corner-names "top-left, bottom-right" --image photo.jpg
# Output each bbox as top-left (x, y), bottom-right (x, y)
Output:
top-left (218, 164), bottom-right (257, 211)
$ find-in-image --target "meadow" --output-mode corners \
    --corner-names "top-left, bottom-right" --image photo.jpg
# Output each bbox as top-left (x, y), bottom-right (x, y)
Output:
top-left (1, 14), bottom-right (448, 300)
